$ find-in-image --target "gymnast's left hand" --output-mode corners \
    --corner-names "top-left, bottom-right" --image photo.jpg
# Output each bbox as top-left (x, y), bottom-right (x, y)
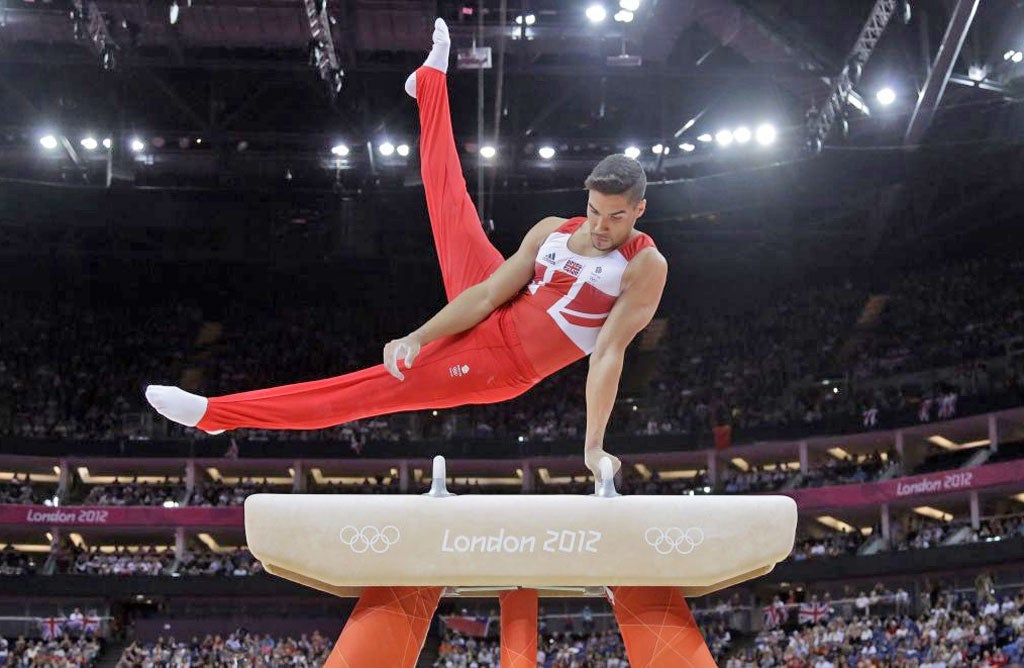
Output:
top-left (383, 334), bottom-right (421, 381)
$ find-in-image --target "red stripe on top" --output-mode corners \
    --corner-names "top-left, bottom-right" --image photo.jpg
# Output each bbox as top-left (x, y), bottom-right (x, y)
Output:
top-left (619, 231), bottom-right (656, 261)
top-left (557, 217), bottom-right (586, 233)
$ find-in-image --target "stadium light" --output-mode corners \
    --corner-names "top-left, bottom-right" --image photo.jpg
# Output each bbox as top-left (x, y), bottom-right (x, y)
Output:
top-left (967, 64), bottom-right (987, 82)
top-left (613, 10), bottom-right (633, 22)
top-left (876, 87), bottom-right (896, 105)
top-left (538, 146), bottom-right (556, 159)
top-left (396, 143), bottom-right (410, 157)
top-left (679, 142), bottom-right (695, 152)
top-left (480, 145), bottom-right (497, 158)
top-left (651, 144), bottom-right (663, 154)
top-left (733, 126), bottom-right (751, 144)
top-left (102, 137), bottom-right (112, 149)
top-left (620, 0), bottom-right (640, 10)
top-left (378, 142), bottom-right (395, 156)
top-left (130, 138), bottom-right (145, 153)
top-left (80, 137), bottom-right (98, 151)
top-left (1005, 50), bottom-right (1016, 61)
top-left (585, 4), bottom-right (607, 23)
top-left (755, 123), bottom-right (777, 145)
top-left (331, 143), bottom-right (349, 157)
top-left (169, 0), bottom-right (179, 25)
top-left (714, 129), bottom-right (733, 146)
top-left (515, 14), bottom-right (536, 25)
top-left (39, 134), bottom-right (58, 150)
top-left (696, 133), bottom-right (712, 143)
top-left (624, 146), bottom-right (640, 159)
top-left (1014, 51), bottom-right (1024, 64)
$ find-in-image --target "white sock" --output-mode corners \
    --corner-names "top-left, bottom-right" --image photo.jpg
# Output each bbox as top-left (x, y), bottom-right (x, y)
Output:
top-left (404, 18), bottom-right (451, 99)
top-left (145, 385), bottom-right (223, 434)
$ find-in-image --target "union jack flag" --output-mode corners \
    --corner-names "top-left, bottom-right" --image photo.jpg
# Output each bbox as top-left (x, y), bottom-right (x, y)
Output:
top-left (39, 616), bottom-right (65, 640)
top-left (83, 614), bottom-right (101, 635)
top-left (763, 604), bottom-right (785, 629)
top-left (798, 602), bottom-right (830, 625)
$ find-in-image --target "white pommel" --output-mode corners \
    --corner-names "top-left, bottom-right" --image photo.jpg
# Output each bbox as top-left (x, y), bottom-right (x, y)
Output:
top-left (593, 457), bottom-right (619, 497)
top-left (425, 455), bottom-right (454, 497)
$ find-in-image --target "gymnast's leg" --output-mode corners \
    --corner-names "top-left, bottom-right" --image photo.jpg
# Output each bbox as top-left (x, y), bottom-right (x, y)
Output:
top-left (407, 19), bottom-right (504, 301)
top-left (146, 315), bottom-right (534, 433)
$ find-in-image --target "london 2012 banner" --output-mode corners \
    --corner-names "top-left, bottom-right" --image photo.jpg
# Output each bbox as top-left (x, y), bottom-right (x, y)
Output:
top-left (781, 458), bottom-right (1024, 511)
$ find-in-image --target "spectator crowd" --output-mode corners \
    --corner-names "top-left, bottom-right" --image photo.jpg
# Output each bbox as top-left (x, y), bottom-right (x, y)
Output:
top-left (116, 630), bottom-right (332, 667)
top-left (2, 255), bottom-right (1022, 447)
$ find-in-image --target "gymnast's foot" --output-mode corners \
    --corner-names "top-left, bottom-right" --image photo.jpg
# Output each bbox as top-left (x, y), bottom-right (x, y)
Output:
top-left (404, 18), bottom-right (450, 98)
top-left (585, 448), bottom-right (622, 483)
top-left (144, 385), bottom-right (224, 435)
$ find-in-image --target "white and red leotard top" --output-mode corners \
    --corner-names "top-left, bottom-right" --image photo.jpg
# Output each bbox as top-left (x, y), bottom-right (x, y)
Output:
top-left (508, 216), bottom-right (656, 378)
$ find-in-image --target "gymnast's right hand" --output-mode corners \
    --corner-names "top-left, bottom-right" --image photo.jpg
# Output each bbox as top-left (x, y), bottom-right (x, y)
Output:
top-left (383, 334), bottom-right (421, 381)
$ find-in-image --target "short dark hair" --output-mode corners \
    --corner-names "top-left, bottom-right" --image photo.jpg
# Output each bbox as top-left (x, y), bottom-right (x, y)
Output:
top-left (583, 154), bottom-right (647, 204)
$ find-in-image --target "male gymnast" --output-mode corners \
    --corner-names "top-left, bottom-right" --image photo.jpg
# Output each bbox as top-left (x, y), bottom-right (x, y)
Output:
top-left (145, 18), bottom-right (668, 481)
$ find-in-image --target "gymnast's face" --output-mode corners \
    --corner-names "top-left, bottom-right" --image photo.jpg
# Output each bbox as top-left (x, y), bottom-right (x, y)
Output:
top-left (585, 190), bottom-right (646, 252)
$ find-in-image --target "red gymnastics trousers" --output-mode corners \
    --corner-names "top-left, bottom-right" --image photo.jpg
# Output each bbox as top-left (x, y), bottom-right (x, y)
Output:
top-left (196, 68), bottom-right (546, 433)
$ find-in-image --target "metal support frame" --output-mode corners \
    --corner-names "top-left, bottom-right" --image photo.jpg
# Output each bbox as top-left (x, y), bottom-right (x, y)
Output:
top-left (302, 0), bottom-right (344, 100)
top-left (71, 0), bottom-right (118, 71)
top-left (904, 0), bottom-right (981, 145)
top-left (948, 73), bottom-right (1009, 96)
top-left (805, 0), bottom-right (899, 152)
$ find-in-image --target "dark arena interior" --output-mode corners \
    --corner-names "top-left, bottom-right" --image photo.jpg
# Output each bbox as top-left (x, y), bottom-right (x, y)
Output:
top-left (2, 0), bottom-right (1024, 665)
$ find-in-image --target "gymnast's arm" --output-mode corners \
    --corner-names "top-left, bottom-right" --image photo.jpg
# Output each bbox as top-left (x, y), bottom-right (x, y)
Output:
top-left (583, 248), bottom-right (668, 452)
top-left (383, 216), bottom-right (565, 380)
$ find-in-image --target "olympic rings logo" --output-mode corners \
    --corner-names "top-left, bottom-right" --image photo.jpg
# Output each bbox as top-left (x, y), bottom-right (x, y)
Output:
top-left (644, 527), bottom-right (705, 555)
top-left (339, 525), bottom-right (400, 554)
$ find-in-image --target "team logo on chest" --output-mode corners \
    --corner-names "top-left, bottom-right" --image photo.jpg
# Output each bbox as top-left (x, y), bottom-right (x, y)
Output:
top-left (563, 259), bottom-right (584, 277)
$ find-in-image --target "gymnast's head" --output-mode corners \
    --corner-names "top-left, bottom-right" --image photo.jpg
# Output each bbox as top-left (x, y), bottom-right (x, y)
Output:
top-left (582, 154), bottom-right (648, 252)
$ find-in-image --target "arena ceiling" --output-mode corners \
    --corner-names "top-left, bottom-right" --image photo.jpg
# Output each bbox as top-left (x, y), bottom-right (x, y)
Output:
top-left (0, 0), bottom-right (1023, 264)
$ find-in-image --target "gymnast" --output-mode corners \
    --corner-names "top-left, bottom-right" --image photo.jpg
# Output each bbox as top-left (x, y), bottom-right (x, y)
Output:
top-left (145, 18), bottom-right (667, 481)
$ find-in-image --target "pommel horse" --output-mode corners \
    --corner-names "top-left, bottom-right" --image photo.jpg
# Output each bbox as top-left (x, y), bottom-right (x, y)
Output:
top-left (245, 456), bottom-right (797, 667)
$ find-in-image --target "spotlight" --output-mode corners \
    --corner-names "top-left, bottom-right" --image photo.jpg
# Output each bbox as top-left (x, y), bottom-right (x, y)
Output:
top-left (679, 142), bottom-right (695, 152)
top-left (624, 146), bottom-right (640, 159)
top-left (651, 143), bottom-right (663, 154)
top-left (80, 137), bottom-right (98, 151)
top-left (396, 143), bottom-right (410, 157)
top-left (169, 0), bottom-right (179, 25)
top-left (480, 145), bottom-right (497, 158)
top-left (697, 133), bottom-right (712, 143)
top-left (755, 123), bottom-right (776, 145)
top-left (39, 135), bottom-right (58, 150)
top-left (330, 143), bottom-right (349, 157)
top-left (102, 137), bottom-right (112, 149)
top-left (130, 138), bottom-right (145, 153)
top-left (538, 146), bottom-right (555, 159)
top-left (585, 4), bottom-right (607, 23)
top-left (1005, 50), bottom-right (1016, 61)
top-left (619, 0), bottom-right (640, 10)
top-left (875, 87), bottom-right (896, 105)
top-left (613, 10), bottom-right (633, 22)
top-left (968, 64), bottom-right (987, 82)
top-left (714, 129), bottom-right (733, 146)
top-left (1014, 51), bottom-right (1024, 64)
top-left (733, 126), bottom-right (751, 144)
top-left (378, 142), bottom-right (395, 156)
top-left (515, 14), bottom-right (536, 25)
